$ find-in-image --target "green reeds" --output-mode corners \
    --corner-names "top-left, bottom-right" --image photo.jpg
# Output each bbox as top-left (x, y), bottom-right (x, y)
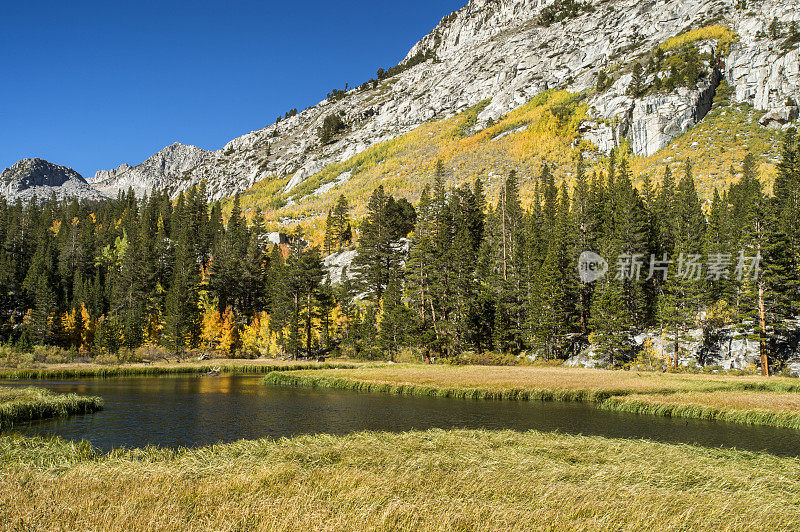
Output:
top-left (0, 386), bottom-right (103, 429)
top-left (600, 395), bottom-right (800, 430)
top-left (0, 362), bottom-right (358, 381)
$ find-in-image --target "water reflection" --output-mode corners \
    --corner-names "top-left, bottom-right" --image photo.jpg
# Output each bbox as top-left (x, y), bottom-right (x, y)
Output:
top-left (3, 375), bottom-right (800, 456)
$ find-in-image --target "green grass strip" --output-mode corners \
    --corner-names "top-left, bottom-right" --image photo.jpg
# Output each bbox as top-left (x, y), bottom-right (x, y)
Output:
top-left (0, 363), bottom-right (358, 381)
top-left (600, 396), bottom-right (800, 430)
top-left (264, 371), bottom-right (800, 429)
top-left (0, 387), bottom-right (103, 430)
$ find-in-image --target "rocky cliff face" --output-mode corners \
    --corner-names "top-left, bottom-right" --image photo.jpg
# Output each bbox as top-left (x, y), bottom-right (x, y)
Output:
top-left (90, 143), bottom-right (211, 198)
top-left (92, 0), bottom-right (800, 201)
top-left (1, 158), bottom-right (104, 203)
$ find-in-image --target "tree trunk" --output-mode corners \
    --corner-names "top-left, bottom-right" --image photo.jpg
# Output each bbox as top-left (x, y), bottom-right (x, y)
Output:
top-left (306, 291), bottom-right (313, 358)
top-left (758, 281), bottom-right (769, 376)
top-left (501, 188), bottom-right (508, 281)
top-left (673, 324), bottom-right (680, 369)
top-left (293, 294), bottom-right (300, 360)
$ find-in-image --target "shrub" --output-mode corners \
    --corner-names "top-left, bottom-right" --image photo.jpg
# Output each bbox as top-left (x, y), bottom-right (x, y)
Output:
top-left (31, 345), bottom-right (72, 364)
top-left (447, 351), bottom-right (532, 366)
top-left (538, 0), bottom-right (594, 27)
top-left (712, 80), bottom-right (734, 108)
top-left (659, 25), bottom-right (737, 54)
top-left (318, 114), bottom-right (347, 144)
top-left (133, 344), bottom-right (171, 363)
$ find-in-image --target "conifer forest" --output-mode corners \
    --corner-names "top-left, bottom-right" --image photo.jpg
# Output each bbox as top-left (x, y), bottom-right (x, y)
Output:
top-left (3, 130), bottom-right (800, 376)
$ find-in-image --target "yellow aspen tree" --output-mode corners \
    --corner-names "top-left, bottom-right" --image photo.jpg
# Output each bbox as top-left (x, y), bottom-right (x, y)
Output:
top-left (80, 304), bottom-right (95, 353)
top-left (219, 308), bottom-right (240, 356)
top-left (200, 307), bottom-right (224, 351)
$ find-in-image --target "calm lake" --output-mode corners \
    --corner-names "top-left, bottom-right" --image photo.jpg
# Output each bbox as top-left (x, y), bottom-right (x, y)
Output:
top-left (4, 374), bottom-right (800, 455)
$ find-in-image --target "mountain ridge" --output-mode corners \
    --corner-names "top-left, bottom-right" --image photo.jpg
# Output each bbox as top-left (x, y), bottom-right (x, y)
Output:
top-left (89, 142), bottom-right (211, 198)
top-left (0, 158), bottom-right (104, 203)
top-left (90, 0), bottom-right (798, 205)
top-left (5, 0), bottom-right (799, 211)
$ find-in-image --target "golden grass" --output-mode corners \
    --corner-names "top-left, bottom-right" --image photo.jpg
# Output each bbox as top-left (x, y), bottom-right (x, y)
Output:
top-left (235, 90), bottom-right (589, 227)
top-left (267, 364), bottom-right (800, 400)
top-left (265, 364), bottom-right (800, 428)
top-left (2, 429), bottom-right (800, 531)
top-left (632, 102), bottom-right (782, 198)
top-left (0, 359), bottom-right (365, 380)
top-left (629, 391), bottom-right (800, 411)
top-left (235, 82), bottom-right (779, 244)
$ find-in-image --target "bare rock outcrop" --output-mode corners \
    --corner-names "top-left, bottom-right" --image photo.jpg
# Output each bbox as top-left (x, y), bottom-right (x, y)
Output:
top-left (90, 143), bottom-right (211, 198)
top-left (1, 158), bottom-right (104, 203)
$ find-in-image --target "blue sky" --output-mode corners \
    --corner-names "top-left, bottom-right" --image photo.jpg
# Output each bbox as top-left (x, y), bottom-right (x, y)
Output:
top-left (0, 0), bottom-right (464, 179)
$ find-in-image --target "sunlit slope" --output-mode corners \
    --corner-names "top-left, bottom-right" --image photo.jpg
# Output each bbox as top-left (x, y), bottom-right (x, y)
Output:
top-left (632, 102), bottom-right (783, 198)
top-left (235, 91), bottom-right (588, 226)
top-left (235, 90), bottom-right (785, 229)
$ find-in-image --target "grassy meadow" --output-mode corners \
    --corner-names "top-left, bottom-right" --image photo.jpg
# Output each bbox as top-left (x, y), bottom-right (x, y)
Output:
top-left (264, 364), bottom-right (800, 428)
top-left (3, 364), bottom-right (800, 529)
top-left (3, 429), bottom-right (800, 531)
top-left (0, 386), bottom-right (103, 429)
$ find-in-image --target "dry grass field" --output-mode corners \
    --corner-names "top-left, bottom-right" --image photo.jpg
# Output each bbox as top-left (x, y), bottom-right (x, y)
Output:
top-left (2, 429), bottom-right (800, 531)
top-left (265, 364), bottom-right (800, 398)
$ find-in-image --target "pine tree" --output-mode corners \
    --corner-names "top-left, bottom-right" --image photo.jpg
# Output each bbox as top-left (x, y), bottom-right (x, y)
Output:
top-left (378, 270), bottom-right (412, 360)
top-left (726, 154), bottom-right (771, 374)
top-left (315, 275), bottom-right (337, 352)
top-left (406, 185), bottom-right (437, 362)
top-left (761, 132), bottom-right (800, 373)
top-left (266, 245), bottom-right (291, 355)
top-left (331, 195), bottom-right (352, 251)
top-left (163, 194), bottom-right (200, 354)
top-left (572, 153), bottom-right (596, 332)
top-left (353, 186), bottom-right (414, 305)
top-left (285, 245), bottom-right (324, 358)
top-left (360, 305), bottom-right (379, 359)
top-left (529, 182), bottom-right (578, 359)
top-left (323, 208), bottom-right (335, 256)
top-left (628, 63), bottom-right (645, 97)
top-left (660, 161), bottom-right (707, 368)
top-left (494, 170), bottom-right (526, 354)
top-left (587, 151), bottom-right (646, 365)
top-left (354, 186), bottom-right (393, 304)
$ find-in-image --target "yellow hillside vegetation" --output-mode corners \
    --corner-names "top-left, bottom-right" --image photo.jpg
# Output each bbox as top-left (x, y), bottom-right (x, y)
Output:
top-left (660, 24), bottom-right (738, 54)
top-left (234, 87), bottom-right (783, 237)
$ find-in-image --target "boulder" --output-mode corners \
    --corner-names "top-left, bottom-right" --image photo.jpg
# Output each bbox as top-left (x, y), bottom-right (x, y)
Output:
top-left (759, 106), bottom-right (799, 127)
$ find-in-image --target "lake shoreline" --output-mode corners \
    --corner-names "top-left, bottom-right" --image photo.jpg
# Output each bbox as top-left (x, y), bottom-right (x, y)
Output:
top-left (263, 365), bottom-right (800, 430)
top-left (0, 359), bottom-right (362, 380)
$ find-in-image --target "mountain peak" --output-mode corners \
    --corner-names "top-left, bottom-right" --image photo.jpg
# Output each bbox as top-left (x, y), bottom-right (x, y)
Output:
top-left (91, 142), bottom-right (212, 198)
top-left (1, 158), bottom-right (104, 202)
